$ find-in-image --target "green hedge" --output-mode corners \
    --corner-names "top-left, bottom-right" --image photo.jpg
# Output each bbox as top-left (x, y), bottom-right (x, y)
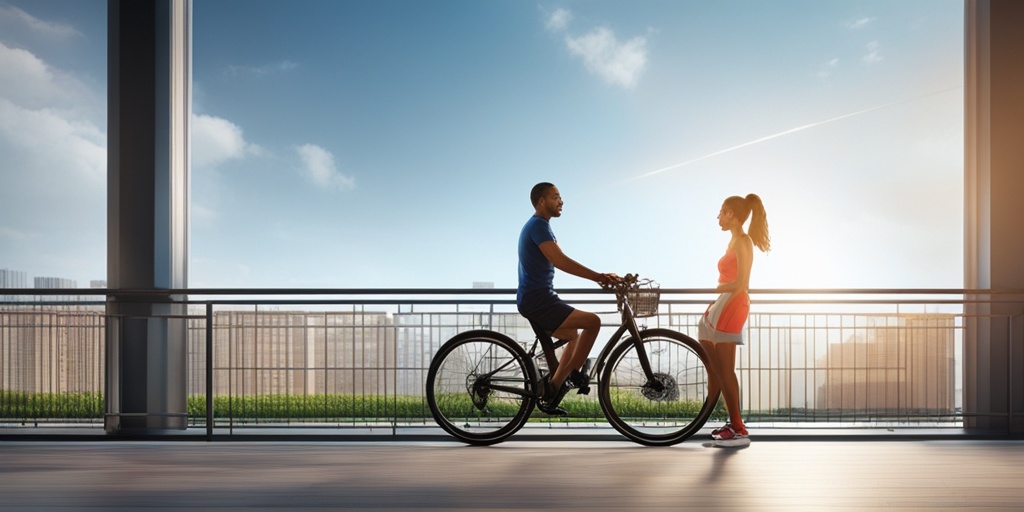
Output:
top-left (1, 391), bottom-right (729, 422)
top-left (0, 391), bottom-right (104, 419)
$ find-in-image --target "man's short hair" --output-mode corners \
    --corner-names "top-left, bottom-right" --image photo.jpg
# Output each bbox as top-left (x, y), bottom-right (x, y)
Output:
top-left (531, 182), bottom-right (555, 206)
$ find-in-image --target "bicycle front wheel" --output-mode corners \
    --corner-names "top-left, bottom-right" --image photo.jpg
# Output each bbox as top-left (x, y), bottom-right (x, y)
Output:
top-left (426, 330), bottom-right (537, 445)
top-left (598, 329), bottom-right (715, 446)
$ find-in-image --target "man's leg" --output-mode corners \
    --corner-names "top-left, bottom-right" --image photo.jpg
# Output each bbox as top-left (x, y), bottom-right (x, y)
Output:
top-left (549, 309), bottom-right (600, 387)
top-left (550, 327), bottom-right (580, 379)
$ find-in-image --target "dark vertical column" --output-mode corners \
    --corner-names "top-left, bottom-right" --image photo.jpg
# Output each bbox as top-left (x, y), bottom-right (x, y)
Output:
top-left (105, 0), bottom-right (191, 434)
top-left (964, 0), bottom-right (1024, 432)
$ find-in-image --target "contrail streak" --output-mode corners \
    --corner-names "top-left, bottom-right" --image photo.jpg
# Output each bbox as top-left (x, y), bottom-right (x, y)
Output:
top-left (625, 86), bottom-right (961, 183)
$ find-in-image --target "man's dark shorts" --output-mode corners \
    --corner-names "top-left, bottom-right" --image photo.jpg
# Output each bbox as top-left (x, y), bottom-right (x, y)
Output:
top-left (522, 298), bottom-right (575, 335)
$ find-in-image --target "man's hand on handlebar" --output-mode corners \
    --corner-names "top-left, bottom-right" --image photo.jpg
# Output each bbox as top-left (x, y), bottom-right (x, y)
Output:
top-left (600, 273), bottom-right (643, 289)
top-left (599, 273), bottom-right (642, 291)
top-left (596, 273), bottom-right (620, 287)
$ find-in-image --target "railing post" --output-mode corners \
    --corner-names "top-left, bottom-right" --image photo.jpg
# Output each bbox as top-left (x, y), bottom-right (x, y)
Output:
top-left (206, 301), bottom-right (213, 441)
top-left (1010, 314), bottom-right (1018, 434)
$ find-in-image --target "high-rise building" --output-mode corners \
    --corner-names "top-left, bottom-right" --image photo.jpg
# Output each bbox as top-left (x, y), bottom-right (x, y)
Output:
top-left (33, 276), bottom-right (81, 304)
top-left (1, 268), bottom-right (30, 304)
top-left (34, 277), bottom-right (78, 289)
top-left (816, 314), bottom-right (956, 414)
top-left (188, 310), bottom-right (398, 397)
top-left (0, 269), bottom-right (29, 288)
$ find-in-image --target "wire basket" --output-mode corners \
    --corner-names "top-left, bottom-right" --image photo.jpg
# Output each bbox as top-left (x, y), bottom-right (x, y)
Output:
top-left (627, 280), bottom-right (661, 317)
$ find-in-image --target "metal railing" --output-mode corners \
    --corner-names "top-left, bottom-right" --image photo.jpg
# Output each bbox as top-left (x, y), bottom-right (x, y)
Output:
top-left (1, 287), bottom-right (1021, 435)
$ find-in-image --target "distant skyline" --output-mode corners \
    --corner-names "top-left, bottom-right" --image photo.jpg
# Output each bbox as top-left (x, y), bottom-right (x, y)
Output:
top-left (0, 1), bottom-right (964, 290)
top-left (0, 267), bottom-right (106, 289)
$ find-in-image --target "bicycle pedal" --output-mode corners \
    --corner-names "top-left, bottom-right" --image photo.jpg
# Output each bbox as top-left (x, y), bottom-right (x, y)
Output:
top-left (575, 385), bottom-right (590, 395)
top-left (537, 403), bottom-right (567, 416)
top-left (569, 369), bottom-right (590, 390)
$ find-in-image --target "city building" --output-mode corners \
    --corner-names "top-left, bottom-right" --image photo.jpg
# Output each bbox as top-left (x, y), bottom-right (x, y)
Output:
top-left (34, 277), bottom-right (78, 289)
top-left (188, 309), bottom-right (396, 398)
top-left (816, 314), bottom-right (956, 414)
top-left (0, 269), bottom-right (30, 304)
top-left (0, 269), bottom-right (29, 289)
top-left (32, 276), bottom-right (83, 304)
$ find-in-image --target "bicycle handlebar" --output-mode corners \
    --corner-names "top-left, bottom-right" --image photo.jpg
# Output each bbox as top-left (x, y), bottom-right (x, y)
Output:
top-left (601, 273), bottom-right (648, 295)
top-left (601, 274), bottom-right (661, 317)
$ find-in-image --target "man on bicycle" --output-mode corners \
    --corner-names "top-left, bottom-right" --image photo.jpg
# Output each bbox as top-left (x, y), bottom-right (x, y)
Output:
top-left (518, 182), bottom-right (617, 414)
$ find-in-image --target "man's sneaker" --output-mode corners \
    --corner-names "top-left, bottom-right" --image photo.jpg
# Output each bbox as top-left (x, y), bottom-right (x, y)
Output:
top-left (536, 376), bottom-right (570, 415)
top-left (569, 369), bottom-right (590, 395)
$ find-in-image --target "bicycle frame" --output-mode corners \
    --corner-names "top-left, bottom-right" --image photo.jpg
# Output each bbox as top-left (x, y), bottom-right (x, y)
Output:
top-left (528, 294), bottom-right (661, 392)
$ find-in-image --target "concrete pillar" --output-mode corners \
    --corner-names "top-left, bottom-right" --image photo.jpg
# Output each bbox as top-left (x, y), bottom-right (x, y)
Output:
top-left (105, 0), bottom-right (191, 434)
top-left (964, 0), bottom-right (1024, 432)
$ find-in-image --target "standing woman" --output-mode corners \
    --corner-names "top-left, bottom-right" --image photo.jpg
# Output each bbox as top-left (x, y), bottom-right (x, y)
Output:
top-left (700, 194), bottom-right (770, 445)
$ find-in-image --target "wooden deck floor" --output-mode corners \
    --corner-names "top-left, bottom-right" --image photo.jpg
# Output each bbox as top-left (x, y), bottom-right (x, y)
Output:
top-left (1, 439), bottom-right (1022, 510)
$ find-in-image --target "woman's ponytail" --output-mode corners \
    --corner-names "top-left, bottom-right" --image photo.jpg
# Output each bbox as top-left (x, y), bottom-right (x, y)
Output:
top-left (745, 193), bottom-right (771, 253)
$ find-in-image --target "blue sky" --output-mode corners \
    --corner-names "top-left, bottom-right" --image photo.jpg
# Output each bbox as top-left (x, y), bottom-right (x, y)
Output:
top-left (0, 0), bottom-right (964, 290)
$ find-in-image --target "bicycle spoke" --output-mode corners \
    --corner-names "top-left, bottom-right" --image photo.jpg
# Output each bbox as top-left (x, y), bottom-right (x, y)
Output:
top-left (599, 330), bottom-right (714, 445)
top-left (426, 334), bottom-right (536, 445)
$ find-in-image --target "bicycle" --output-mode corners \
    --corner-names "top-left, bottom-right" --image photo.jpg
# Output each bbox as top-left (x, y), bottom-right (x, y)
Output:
top-left (425, 275), bottom-right (717, 446)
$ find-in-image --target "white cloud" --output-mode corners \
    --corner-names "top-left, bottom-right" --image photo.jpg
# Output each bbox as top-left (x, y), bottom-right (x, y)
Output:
top-left (0, 5), bottom-right (80, 40)
top-left (817, 57), bottom-right (840, 79)
top-left (191, 113), bottom-right (263, 168)
top-left (542, 9), bottom-right (649, 89)
top-left (0, 42), bottom-right (90, 108)
top-left (565, 27), bottom-right (647, 89)
top-left (862, 40), bottom-right (883, 64)
top-left (0, 42), bottom-right (104, 187)
top-left (296, 144), bottom-right (355, 191)
top-left (0, 99), bottom-right (106, 185)
top-left (0, 225), bottom-right (30, 241)
top-left (545, 8), bottom-right (572, 32)
top-left (846, 17), bottom-right (876, 30)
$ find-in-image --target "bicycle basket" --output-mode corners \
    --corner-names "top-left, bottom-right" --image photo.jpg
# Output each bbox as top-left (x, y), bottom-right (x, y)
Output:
top-left (627, 280), bottom-right (661, 317)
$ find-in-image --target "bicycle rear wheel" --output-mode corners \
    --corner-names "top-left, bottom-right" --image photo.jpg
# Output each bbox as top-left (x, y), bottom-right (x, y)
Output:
top-left (598, 328), bottom-right (715, 446)
top-left (426, 330), bottom-right (537, 445)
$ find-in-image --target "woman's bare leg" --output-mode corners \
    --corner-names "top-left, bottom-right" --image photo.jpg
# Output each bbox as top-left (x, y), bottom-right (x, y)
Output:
top-left (700, 340), bottom-right (722, 408)
top-left (714, 342), bottom-right (746, 432)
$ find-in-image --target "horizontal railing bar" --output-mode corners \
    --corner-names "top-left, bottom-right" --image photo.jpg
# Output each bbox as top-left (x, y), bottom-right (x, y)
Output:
top-left (0, 301), bottom-right (107, 306)
top-left (4, 299), bottom-right (1019, 307)
top-left (7, 287), bottom-right (1024, 296)
top-left (104, 412), bottom-right (188, 418)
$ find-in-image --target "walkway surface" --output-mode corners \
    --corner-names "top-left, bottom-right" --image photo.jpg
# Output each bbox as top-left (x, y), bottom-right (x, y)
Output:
top-left (1, 436), bottom-right (1022, 510)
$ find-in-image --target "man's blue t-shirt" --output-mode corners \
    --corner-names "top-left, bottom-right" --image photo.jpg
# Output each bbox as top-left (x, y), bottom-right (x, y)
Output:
top-left (517, 215), bottom-right (557, 315)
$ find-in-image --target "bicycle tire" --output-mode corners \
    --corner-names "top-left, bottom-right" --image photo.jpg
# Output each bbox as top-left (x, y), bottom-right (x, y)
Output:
top-left (426, 330), bottom-right (538, 445)
top-left (598, 328), bottom-right (715, 446)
